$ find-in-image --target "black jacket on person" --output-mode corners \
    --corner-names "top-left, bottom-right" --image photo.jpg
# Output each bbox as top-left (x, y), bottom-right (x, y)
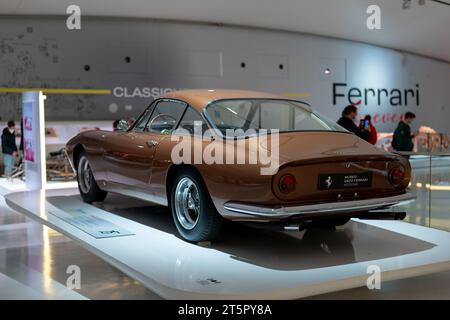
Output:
top-left (392, 121), bottom-right (414, 152)
top-left (337, 117), bottom-right (370, 141)
top-left (1, 128), bottom-right (17, 155)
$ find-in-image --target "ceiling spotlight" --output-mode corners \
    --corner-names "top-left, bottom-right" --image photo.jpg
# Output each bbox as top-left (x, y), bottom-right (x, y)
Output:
top-left (403, 0), bottom-right (412, 9)
top-left (324, 68), bottom-right (331, 75)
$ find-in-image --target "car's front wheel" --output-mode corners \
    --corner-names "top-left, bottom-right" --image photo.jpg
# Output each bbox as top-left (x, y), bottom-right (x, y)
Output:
top-left (171, 168), bottom-right (223, 242)
top-left (77, 151), bottom-right (107, 203)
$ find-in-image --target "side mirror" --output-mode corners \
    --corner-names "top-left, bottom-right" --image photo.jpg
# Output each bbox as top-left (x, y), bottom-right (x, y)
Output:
top-left (117, 119), bottom-right (129, 131)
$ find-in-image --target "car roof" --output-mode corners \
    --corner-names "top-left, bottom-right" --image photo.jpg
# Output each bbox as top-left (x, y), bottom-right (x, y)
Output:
top-left (161, 89), bottom-right (297, 112)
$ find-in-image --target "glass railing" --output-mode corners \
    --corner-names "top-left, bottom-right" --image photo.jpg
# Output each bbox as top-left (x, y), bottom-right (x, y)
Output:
top-left (377, 132), bottom-right (450, 153)
top-left (389, 153), bottom-right (450, 232)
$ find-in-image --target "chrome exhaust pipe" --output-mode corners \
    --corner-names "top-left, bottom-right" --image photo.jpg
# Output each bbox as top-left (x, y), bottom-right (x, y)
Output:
top-left (284, 225), bottom-right (301, 231)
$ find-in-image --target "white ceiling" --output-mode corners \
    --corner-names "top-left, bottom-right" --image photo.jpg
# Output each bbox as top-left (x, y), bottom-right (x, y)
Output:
top-left (1, 0), bottom-right (450, 62)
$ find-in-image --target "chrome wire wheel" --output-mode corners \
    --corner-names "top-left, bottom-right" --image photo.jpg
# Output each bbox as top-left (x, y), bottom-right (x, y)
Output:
top-left (174, 177), bottom-right (201, 230)
top-left (78, 156), bottom-right (92, 194)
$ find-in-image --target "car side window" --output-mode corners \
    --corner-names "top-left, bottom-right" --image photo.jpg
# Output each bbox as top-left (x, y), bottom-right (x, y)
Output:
top-left (177, 106), bottom-right (209, 136)
top-left (133, 103), bottom-right (155, 132)
top-left (146, 100), bottom-right (187, 134)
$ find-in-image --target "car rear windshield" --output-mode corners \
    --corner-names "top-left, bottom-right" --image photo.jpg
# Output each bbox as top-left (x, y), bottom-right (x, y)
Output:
top-left (205, 99), bottom-right (347, 136)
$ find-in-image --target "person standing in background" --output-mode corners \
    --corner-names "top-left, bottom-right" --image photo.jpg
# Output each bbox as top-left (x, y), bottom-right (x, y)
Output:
top-left (19, 117), bottom-right (24, 157)
top-left (337, 105), bottom-right (370, 141)
top-left (1, 120), bottom-right (18, 176)
top-left (364, 115), bottom-right (378, 145)
top-left (112, 119), bottom-right (120, 131)
top-left (127, 117), bottom-right (136, 128)
top-left (392, 112), bottom-right (416, 152)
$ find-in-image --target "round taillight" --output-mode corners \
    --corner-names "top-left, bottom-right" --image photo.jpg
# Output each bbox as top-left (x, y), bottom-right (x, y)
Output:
top-left (279, 174), bottom-right (296, 193)
top-left (389, 167), bottom-right (405, 186)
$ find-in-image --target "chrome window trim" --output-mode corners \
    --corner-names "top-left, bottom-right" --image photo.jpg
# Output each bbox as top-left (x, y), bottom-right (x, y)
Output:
top-left (202, 98), bottom-right (349, 140)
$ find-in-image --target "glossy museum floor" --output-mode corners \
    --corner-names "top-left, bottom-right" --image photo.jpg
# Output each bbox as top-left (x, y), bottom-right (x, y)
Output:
top-left (0, 181), bottom-right (159, 299)
top-left (1, 178), bottom-right (450, 299)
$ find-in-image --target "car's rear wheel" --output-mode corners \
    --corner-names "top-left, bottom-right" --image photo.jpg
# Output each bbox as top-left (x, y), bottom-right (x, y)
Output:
top-left (77, 151), bottom-right (107, 203)
top-left (171, 168), bottom-right (223, 242)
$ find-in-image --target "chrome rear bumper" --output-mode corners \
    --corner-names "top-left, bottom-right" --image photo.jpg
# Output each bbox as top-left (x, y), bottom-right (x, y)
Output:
top-left (223, 193), bottom-right (415, 218)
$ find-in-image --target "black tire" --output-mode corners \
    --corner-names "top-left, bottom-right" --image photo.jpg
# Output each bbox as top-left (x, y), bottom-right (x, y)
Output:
top-left (76, 151), bottom-right (107, 203)
top-left (171, 168), bottom-right (223, 242)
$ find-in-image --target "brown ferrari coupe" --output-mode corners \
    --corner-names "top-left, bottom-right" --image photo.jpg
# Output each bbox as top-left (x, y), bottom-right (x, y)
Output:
top-left (66, 89), bottom-right (414, 242)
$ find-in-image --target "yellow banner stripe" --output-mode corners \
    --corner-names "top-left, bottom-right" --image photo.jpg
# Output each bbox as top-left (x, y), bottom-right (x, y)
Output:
top-left (281, 92), bottom-right (311, 98)
top-left (0, 88), bottom-right (308, 97)
top-left (0, 88), bottom-right (111, 94)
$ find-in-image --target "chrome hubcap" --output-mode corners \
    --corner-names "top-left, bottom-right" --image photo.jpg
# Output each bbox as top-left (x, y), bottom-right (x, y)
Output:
top-left (174, 177), bottom-right (200, 230)
top-left (78, 156), bottom-right (92, 194)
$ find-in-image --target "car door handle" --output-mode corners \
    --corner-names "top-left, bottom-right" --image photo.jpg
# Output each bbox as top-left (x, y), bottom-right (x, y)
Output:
top-left (147, 140), bottom-right (159, 147)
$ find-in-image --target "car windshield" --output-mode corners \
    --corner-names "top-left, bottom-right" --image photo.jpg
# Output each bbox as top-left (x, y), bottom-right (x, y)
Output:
top-left (205, 99), bottom-right (347, 136)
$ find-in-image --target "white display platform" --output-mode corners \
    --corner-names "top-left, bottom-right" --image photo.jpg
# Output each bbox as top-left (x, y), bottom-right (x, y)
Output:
top-left (5, 188), bottom-right (450, 300)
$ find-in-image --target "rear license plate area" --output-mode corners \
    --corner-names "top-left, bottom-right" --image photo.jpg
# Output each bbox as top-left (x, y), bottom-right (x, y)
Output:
top-left (318, 172), bottom-right (373, 190)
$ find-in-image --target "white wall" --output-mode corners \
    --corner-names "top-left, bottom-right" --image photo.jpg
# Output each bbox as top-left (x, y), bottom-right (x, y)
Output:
top-left (0, 17), bottom-right (448, 134)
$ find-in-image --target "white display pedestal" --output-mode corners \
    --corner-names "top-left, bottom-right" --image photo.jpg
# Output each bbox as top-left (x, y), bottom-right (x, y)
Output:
top-left (5, 188), bottom-right (450, 300)
top-left (22, 91), bottom-right (46, 190)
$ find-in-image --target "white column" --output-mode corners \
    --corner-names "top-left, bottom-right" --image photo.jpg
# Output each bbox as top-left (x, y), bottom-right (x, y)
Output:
top-left (22, 91), bottom-right (46, 190)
